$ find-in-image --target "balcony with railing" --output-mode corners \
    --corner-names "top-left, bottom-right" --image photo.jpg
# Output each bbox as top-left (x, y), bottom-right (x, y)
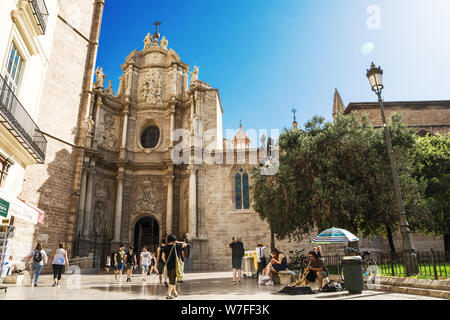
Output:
top-left (29, 0), bottom-right (49, 34)
top-left (0, 75), bottom-right (47, 163)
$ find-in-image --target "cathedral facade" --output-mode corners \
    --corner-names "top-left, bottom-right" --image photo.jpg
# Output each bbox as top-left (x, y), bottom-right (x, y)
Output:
top-left (73, 31), bottom-right (279, 271)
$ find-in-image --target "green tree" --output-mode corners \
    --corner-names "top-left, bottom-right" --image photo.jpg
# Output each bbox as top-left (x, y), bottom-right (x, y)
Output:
top-left (411, 133), bottom-right (450, 250)
top-left (252, 113), bottom-right (428, 253)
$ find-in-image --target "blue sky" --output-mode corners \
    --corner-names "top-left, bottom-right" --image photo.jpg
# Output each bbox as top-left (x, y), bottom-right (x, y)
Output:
top-left (96, 0), bottom-right (450, 138)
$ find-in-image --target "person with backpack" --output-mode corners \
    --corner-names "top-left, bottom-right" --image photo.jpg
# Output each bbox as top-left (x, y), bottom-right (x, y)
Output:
top-left (227, 237), bottom-right (245, 284)
top-left (25, 242), bottom-right (47, 287)
top-left (49, 242), bottom-right (69, 287)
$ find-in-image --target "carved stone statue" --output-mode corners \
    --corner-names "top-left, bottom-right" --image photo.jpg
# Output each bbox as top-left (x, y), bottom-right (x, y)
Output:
top-left (160, 36), bottom-right (168, 49)
top-left (143, 33), bottom-right (153, 49)
top-left (95, 67), bottom-right (106, 89)
top-left (92, 201), bottom-right (106, 235)
top-left (106, 80), bottom-right (115, 95)
top-left (191, 65), bottom-right (199, 82)
top-left (116, 75), bottom-right (125, 97)
top-left (98, 113), bottom-right (118, 151)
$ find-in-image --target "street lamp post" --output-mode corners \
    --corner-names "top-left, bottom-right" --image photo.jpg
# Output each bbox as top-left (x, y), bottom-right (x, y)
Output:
top-left (366, 62), bottom-right (418, 276)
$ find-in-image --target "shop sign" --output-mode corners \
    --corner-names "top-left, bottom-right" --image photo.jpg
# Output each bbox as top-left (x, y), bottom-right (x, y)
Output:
top-left (0, 198), bottom-right (9, 218)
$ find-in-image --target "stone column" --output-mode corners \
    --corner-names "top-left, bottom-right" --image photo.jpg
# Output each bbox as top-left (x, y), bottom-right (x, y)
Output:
top-left (82, 159), bottom-right (96, 238)
top-left (113, 171), bottom-right (124, 243)
top-left (166, 168), bottom-right (174, 235)
top-left (170, 106), bottom-right (175, 147)
top-left (188, 165), bottom-right (197, 239)
top-left (92, 96), bottom-right (103, 149)
top-left (76, 162), bottom-right (88, 235)
top-left (119, 105), bottom-right (129, 159)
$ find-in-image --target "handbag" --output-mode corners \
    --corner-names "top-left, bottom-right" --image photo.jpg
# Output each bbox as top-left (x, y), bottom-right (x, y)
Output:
top-left (174, 245), bottom-right (184, 280)
top-left (166, 244), bottom-right (184, 280)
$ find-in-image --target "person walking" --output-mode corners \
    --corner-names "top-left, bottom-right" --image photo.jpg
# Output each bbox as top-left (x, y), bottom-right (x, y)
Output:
top-left (140, 246), bottom-right (151, 282)
top-left (49, 242), bottom-right (69, 287)
top-left (162, 235), bottom-right (187, 299)
top-left (25, 242), bottom-right (47, 287)
top-left (125, 246), bottom-right (137, 282)
top-left (149, 251), bottom-right (157, 275)
top-left (255, 243), bottom-right (268, 283)
top-left (227, 237), bottom-right (245, 284)
top-left (156, 240), bottom-right (167, 287)
top-left (114, 244), bottom-right (126, 282)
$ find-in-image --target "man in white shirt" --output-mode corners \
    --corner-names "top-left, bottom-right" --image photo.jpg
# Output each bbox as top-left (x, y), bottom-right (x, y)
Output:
top-left (140, 246), bottom-right (152, 282)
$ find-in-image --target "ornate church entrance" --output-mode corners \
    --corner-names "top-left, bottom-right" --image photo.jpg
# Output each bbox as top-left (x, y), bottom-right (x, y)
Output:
top-left (134, 217), bottom-right (159, 253)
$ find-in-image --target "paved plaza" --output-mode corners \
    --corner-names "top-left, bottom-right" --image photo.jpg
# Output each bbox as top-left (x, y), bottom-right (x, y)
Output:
top-left (0, 271), bottom-right (444, 300)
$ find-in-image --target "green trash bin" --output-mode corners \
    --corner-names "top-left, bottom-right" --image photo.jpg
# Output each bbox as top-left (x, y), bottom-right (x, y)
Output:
top-left (342, 256), bottom-right (364, 294)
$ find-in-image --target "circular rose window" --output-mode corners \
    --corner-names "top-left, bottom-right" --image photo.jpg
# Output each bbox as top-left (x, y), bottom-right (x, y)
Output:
top-left (140, 126), bottom-right (160, 149)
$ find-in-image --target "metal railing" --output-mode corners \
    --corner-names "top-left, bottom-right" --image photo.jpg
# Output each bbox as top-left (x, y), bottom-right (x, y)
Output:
top-left (323, 250), bottom-right (450, 279)
top-left (29, 0), bottom-right (49, 34)
top-left (0, 75), bottom-right (47, 163)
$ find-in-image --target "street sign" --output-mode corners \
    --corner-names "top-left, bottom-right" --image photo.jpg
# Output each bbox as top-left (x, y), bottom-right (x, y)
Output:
top-left (0, 198), bottom-right (9, 218)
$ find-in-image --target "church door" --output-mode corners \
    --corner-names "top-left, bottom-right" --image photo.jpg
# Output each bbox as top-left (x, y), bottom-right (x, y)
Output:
top-left (134, 217), bottom-right (159, 254)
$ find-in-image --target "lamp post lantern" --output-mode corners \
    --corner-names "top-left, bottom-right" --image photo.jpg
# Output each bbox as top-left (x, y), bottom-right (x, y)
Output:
top-left (366, 62), bottom-right (418, 275)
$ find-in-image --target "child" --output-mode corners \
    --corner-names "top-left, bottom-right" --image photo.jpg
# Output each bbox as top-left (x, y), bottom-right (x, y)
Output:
top-left (105, 255), bottom-right (111, 274)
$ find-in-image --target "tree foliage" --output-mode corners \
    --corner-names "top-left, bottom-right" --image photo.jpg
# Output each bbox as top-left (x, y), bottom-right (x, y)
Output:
top-left (411, 133), bottom-right (450, 237)
top-left (252, 113), bottom-right (430, 249)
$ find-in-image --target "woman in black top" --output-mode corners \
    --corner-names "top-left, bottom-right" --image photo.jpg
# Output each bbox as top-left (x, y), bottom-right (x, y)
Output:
top-left (125, 247), bottom-right (137, 282)
top-left (162, 234), bottom-right (187, 299)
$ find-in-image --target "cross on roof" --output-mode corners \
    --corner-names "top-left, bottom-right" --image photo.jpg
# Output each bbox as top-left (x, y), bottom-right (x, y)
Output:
top-left (153, 21), bottom-right (161, 39)
top-left (291, 108), bottom-right (297, 122)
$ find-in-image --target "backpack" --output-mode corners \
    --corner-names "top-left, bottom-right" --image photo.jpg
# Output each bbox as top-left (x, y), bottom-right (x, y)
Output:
top-left (321, 280), bottom-right (344, 292)
top-left (33, 250), bottom-right (43, 263)
top-left (274, 286), bottom-right (315, 295)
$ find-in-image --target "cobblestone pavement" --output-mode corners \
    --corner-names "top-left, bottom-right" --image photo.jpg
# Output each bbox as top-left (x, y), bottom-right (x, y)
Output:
top-left (0, 271), bottom-right (444, 300)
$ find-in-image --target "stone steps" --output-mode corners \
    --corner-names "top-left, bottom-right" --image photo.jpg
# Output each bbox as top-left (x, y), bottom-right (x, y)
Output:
top-left (368, 283), bottom-right (450, 299)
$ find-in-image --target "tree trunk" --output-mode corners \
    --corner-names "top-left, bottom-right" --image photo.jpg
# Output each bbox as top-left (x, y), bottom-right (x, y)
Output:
top-left (270, 224), bottom-right (275, 249)
top-left (444, 234), bottom-right (449, 252)
top-left (386, 225), bottom-right (396, 253)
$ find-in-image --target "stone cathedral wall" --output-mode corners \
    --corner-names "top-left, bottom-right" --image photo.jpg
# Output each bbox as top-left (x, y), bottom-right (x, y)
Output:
top-left (20, 1), bottom-right (99, 254)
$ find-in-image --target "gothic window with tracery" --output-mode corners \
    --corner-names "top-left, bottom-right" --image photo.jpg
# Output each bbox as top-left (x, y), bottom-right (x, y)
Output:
top-left (235, 168), bottom-right (250, 210)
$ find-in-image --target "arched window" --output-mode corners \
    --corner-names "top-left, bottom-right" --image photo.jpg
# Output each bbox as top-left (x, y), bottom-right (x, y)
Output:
top-left (235, 168), bottom-right (250, 210)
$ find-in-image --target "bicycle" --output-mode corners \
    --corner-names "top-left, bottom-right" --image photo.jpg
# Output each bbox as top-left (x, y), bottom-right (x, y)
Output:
top-left (287, 249), bottom-right (309, 274)
top-left (340, 247), bottom-right (378, 283)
